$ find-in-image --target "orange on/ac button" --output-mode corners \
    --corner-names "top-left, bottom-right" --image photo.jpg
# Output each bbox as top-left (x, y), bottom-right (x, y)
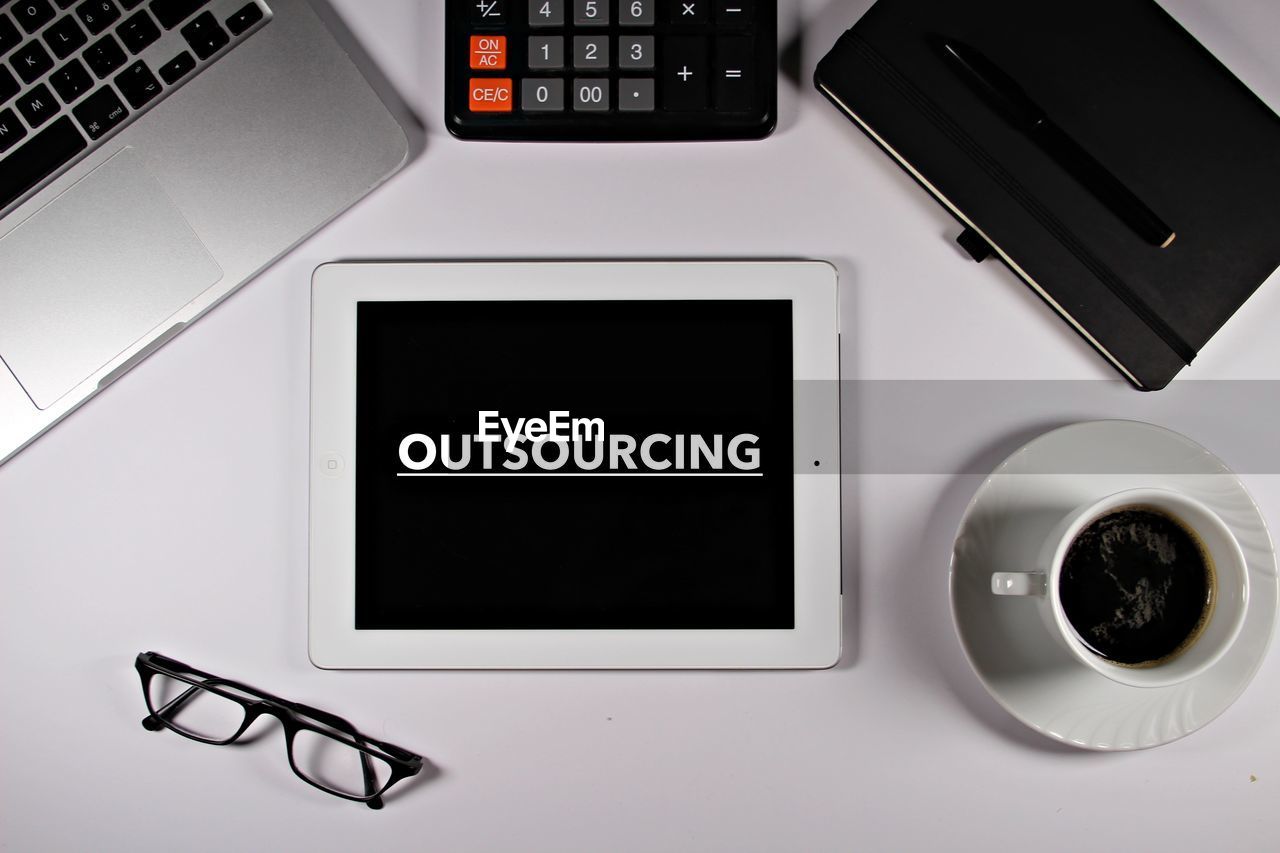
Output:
top-left (470, 35), bottom-right (506, 69)
top-left (469, 78), bottom-right (513, 112)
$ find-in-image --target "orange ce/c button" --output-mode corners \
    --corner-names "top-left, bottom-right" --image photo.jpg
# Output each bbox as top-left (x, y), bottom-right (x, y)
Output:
top-left (469, 78), bottom-right (513, 112)
top-left (470, 35), bottom-right (506, 69)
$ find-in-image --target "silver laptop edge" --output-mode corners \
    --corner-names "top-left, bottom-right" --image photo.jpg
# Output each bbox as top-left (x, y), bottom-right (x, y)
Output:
top-left (0, 0), bottom-right (412, 465)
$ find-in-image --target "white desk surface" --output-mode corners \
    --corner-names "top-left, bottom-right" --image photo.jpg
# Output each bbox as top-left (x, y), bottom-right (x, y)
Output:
top-left (3, 1), bottom-right (1279, 849)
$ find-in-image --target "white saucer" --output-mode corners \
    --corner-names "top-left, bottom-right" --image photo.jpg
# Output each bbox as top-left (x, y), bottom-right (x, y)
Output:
top-left (950, 420), bottom-right (1278, 750)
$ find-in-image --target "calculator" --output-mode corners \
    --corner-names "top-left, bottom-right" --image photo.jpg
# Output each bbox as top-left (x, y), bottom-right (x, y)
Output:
top-left (445, 1), bottom-right (776, 141)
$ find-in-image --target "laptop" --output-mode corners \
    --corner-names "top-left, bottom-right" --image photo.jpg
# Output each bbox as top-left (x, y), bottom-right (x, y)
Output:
top-left (0, 0), bottom-right (412, 465)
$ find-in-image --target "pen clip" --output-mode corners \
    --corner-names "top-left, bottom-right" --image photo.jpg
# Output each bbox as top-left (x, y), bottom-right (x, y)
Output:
top-left (936, 36), bottom-right (1047, 130)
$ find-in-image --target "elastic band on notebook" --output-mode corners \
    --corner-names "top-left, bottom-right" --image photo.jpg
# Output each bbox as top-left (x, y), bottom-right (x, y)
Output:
top-left (846, 33), bottom-right (1197, 366)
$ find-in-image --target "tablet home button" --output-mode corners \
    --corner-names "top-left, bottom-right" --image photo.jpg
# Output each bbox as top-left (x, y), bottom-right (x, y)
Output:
top-left (319, 453), bottom-right (345, 477)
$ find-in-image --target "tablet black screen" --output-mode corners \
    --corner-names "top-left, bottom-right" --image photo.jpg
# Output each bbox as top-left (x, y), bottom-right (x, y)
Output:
top-left (354, 300), bottom-right (794, 629)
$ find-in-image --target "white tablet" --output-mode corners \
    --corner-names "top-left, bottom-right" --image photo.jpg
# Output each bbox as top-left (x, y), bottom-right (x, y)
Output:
top-left (309, 262), bottom-right (841, 668)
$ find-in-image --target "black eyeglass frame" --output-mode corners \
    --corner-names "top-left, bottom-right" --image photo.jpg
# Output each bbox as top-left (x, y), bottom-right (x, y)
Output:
top-left (135, 651), bottom-right (423, 809)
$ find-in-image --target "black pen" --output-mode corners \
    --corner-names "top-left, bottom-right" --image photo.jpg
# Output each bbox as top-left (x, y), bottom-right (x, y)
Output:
top-left (938, 38), bottom-right (1177, 249)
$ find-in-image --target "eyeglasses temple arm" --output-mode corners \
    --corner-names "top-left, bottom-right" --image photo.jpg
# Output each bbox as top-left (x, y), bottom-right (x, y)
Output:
top-left (141, 683), bottom-right (205, 731)
top-left (342, 726), bottom-right (383, 809)
top-left (361, 751), bottom-right (384, 809)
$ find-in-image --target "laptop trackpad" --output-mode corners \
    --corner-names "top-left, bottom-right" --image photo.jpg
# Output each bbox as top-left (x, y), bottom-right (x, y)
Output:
top-left (0, 149), bottom-right (223, 409)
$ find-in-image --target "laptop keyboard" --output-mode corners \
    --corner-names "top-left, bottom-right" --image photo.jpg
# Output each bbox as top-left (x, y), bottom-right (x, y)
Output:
top-left (0, 0), bottom-right (270, 213)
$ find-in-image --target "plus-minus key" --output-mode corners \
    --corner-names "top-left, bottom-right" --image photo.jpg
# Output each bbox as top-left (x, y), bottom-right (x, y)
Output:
top-left (470, 0), bottom-right (505, 24)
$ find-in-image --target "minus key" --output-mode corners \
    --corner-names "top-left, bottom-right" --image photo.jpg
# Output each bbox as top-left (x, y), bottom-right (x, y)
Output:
top-left (715, 0), bottom-right (754, 25)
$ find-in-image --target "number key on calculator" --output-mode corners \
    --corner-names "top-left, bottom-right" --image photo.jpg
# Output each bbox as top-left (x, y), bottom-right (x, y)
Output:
top-left (446, 0), bottom-right (777, 141)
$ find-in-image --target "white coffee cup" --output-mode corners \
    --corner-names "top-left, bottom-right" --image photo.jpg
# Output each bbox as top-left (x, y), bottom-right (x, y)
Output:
top-left (992, 488), bottom-right (1249, 688)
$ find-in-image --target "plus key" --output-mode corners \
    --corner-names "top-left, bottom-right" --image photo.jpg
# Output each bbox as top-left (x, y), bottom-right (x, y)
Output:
top-left (662, 36), bottom-right (708, 111)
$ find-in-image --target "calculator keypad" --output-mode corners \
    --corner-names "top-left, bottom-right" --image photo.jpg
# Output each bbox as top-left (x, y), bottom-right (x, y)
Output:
top-left (447, 0), bottom-right (776, 140)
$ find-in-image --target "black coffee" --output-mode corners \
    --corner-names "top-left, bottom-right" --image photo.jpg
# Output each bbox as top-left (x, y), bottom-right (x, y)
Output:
top-left (1058, 507), bottom-right (1214, 667)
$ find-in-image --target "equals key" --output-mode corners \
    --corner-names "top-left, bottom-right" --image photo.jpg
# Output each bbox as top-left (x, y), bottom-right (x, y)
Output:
top-left (715, 37), bottom-right (754, 112)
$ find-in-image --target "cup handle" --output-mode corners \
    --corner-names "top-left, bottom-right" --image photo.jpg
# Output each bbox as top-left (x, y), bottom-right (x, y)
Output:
top-left (991, 572), bottom-right (1047, 596)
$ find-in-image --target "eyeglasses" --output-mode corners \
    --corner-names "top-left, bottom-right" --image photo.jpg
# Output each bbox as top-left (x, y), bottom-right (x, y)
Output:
top-left (135, 652), bottom-right (423, 809)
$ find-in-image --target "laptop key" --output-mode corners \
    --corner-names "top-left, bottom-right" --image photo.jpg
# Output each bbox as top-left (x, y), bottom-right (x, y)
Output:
top-left (225, 2), bottom-right (260, 36)
top-left (49, 56), bottom-right (91, 102)
top-left (75, 0), bottom-right (120, 35)
top-left (0, 116), bottom-right (86, 208)
top-left (16, 81), bottom-right (56, 125)
top-left (180, 11), bottom-right (226, 59)
top-left (117, 9), bottom-right (158, 52)
top-left (113, 58), bottom-right (158, 108)
top-left (150, 0), bottom-right (208, 30)
top-left (156, 48), bottom-right (192, 83)
top-left (119, 0), bottom-right (144, 7)
top-left (44, 14), bottom-right (86, 58)
top-left (13, 0), bottom-right (54, 33)
top-left (0, 105), bottom-right (26, 153)
top-left (0, 13), bottom-right (21, 56)
top-left (12, 39), bottom-right (54, 83)
top-left (71, 82), bottom-right (126, 138)
top-left (82, 32), bottom-right (124, 77)
top-left (0, 64), bottom-right (16, 101)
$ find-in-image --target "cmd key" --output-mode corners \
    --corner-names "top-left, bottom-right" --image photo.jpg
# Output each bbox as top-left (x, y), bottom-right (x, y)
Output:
top-left (71, 83), bottom-right (127, 138)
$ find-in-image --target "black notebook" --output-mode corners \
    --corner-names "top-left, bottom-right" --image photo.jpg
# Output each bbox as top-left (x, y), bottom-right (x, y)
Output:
top-left (815, 0), bottom-right (1280, 389)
